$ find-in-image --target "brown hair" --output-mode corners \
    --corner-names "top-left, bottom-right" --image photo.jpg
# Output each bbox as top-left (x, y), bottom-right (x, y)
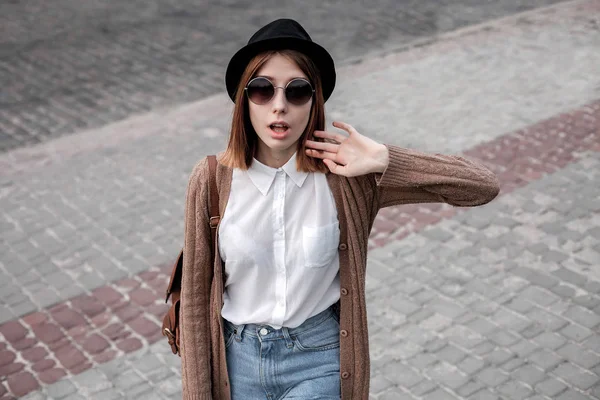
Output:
top-left (219, 49), bottom-right (329, 173)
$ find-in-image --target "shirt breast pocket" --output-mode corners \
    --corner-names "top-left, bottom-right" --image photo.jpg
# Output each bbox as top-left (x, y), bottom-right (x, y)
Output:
top-left (302, 221), bottom-right (340, 268)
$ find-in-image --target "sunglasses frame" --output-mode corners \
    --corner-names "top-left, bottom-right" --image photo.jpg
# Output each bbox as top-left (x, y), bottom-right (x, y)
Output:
top-left (244, 77), bottom-right (315, 106)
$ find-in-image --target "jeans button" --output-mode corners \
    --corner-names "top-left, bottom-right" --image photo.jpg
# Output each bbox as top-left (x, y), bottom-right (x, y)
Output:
top-left (260, 328), bottom-right (268, 336)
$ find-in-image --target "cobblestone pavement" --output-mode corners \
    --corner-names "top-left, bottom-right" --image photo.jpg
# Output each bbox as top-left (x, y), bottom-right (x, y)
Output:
top-left (0, 0), bottom-right (568, 152)
top-left (15, 151), bottom-right (600, 400)
top-left (1, 0), bottom-right (600, 398)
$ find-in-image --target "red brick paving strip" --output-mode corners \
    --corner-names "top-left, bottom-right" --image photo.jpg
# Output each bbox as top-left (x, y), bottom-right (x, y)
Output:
top-left (370, 100), bottom-right (600, 247)
top-left (0, 100), bottom-right (599, 398)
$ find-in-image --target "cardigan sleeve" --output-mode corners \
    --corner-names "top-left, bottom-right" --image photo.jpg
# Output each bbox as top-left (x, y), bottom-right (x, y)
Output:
top-left (180, 157), bottom-right (214, 399)
top-left (373, 144), bottom-right (500, 209)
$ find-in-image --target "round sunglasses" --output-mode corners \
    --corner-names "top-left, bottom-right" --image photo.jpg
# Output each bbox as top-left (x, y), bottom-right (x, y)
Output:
top-left (244, 77), bottom-right (315, 106)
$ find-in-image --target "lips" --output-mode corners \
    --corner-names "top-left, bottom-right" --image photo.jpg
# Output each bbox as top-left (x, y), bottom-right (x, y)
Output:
top-left (269, 122), bottom-right (290, 132)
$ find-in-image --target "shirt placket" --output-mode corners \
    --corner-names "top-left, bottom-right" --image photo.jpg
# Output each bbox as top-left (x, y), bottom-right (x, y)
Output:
top-left (272, 170), bottom-right (287, 326)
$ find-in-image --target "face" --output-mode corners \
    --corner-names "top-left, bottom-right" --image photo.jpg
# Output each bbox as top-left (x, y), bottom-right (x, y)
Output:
top-left (248, 54), bottom-right (312, 168)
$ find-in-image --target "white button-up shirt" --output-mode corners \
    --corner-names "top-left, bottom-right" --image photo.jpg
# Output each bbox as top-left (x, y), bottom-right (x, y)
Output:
top-left (218, 152), bottom-right (340, 329)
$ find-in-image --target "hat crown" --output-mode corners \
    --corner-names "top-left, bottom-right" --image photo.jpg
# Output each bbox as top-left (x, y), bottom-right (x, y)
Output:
top-left (248, 19), bottom-right (312, 45)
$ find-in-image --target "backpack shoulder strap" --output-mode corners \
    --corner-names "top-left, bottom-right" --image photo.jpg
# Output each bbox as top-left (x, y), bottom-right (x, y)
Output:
top-left (207, 155), bottom-right (220, 230)
top-left (165, 155), bottom-right (220, 303)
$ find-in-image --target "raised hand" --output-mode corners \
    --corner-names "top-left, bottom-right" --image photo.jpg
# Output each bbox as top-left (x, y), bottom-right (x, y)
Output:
top-left (305, 121), bottom-right (389, 177)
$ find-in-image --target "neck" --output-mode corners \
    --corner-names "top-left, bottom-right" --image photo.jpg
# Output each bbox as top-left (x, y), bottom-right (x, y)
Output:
top-left (255, 147), bottom-right (295, 169)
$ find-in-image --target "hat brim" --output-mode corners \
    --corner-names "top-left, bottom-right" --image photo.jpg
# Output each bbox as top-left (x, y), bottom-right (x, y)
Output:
top-left (225, 37), bottom-right (336, 103)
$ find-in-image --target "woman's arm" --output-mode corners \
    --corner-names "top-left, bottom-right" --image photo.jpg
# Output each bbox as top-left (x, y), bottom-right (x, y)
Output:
top-left (180, 157), bottom-right (214, 399)
top-left (373, 144), bottom-right (500, 209)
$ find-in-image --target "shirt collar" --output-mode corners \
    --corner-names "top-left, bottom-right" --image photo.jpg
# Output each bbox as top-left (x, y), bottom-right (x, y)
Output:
top-left (247, 152), bottom-right (309, 195)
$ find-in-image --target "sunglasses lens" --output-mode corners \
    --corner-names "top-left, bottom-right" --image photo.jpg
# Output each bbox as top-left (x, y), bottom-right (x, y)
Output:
top-left (246, 78), bottom-right (274, 104)
top-left (286, 79), bottom-right (313, 105)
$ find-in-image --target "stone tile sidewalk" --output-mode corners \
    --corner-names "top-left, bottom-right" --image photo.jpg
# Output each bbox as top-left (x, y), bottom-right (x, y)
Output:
top-left (1, 0), bottom-right (599, 398)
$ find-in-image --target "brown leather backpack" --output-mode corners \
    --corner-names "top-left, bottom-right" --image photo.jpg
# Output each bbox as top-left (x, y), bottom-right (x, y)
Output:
top-left (162, 155), bottom-right (220, 355)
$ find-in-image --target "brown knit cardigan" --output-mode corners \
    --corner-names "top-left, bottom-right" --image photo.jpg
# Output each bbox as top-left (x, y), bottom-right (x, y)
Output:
top-left (180, 144), bottom-right (500, 399)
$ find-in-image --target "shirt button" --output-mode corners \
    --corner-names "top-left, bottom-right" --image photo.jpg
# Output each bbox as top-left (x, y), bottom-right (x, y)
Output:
top-left (341, 288), bottom-right (348, 296)
top-left (340, 330), bottom-right (348, 337)
top-left (339, 243), bottom-right (347, 251)
top-left (260, 328), bottom-right (268, 336)
top-left (341, 372), bottom-right (350, 379)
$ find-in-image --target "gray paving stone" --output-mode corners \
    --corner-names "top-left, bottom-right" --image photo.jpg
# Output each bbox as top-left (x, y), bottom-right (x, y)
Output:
top-left (510, 363), bottom-right (546, 386)
top-left (527, 307), bottom-right (569, 331)
top-left (125, 383), bottom-right (156, 399)
top-left (509, 339), bottom-right (540, 358)
top-left (532, 331), bottom-right (568, 351)
top-left (556, 389), bottom-right (596, 400)
top-left (500, 357), bottom-right (526, 372)
top-left (467, 389), bottom-right (499, 400)
top-left (11, 299), bottom-right (38, 316)
top-left (552, 362), bottom-right (600, 391)
top-left (529, 349), bottom-right (564, 372)
top-left (583, 336), bottom-right (600, 353)
top-left (489, 330), bottom-right (521, 347)
top-left (505, 297), bottom-right (535, 314)
top-left (466, 317), bottom-right (498, 336)
top-left (519, 323), bottom-right (545, 339)
top-left (435, 344), bottom-right (468, 365)
top-left (91, 389), bottom-right (124, 400)
top-left (476, 367), bottom-right (510, 387)
top-left (552, 268), bottom-right (588, 286)
top-left (71, 368), bottom-right (112, 395)
top-left (382, 361), bottom-right (423, 389)
top-left (409, 379), bottom-right (438, 397)
top-left (496, 380), bottom-right (533, 400)
top-left (62, 395), bottom-right (86, 400)
top-left (46, 379), bottom-right (77, 399)
top-left (556, 343), bottom-right (600, 369)
top-left (565, 305), bottom-right (600, 329)
top-left (471, 341), bottom-right (496, 357)
top-left (422, 388), bottom-right (460, 400)
top-left (457, 380), bottom-right (486, 398)
top-left (534, 377), bottom-right (568, 397)
top-left (0, 304), bottom-right (15, 324)
top-left (370, 374), bottom-right (395, 395)
top-left (573, 294), bottom-right (600, 310)
top-left (483, 349), bottom-right (514, 367)
top-left (561, 323), bottom-right (594, 343)
top-left (112, 370), bottom-right (145, 390)
top-left (378, 389), bottom-right (414, 400)
top-left (490, 308), bottom-right (532, 333)
top-left (520, 286), bottom-right (560, 307)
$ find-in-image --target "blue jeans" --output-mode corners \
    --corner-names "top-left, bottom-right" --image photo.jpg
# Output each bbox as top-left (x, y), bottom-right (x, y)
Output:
top-left (223, 306), bottom-right (341, 399)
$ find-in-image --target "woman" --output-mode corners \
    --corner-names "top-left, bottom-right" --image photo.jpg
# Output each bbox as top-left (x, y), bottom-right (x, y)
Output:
top-left (180, 18), bottom-right (500, 399)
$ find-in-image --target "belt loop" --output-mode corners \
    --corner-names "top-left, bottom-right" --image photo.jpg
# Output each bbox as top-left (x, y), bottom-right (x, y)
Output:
top-left (235, 324), bottom-right (245, 342)
top-left (282, 327), bottom-right (294, 349)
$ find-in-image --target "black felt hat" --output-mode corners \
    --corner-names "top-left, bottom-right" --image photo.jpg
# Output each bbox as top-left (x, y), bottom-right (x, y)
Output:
top-left (225, 19), bottom-right (336, 103)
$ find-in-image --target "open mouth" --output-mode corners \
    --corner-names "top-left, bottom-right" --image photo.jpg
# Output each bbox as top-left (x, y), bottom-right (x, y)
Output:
top-left (269, 123), bottom-right (289, 133)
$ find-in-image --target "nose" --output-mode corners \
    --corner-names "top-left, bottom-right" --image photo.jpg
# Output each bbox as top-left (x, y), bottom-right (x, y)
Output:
top-left (271, 87), bottom-right (287, 113)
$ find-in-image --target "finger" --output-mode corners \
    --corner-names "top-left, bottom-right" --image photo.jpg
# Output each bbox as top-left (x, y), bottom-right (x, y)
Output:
top-left (332, 121), bottom-right (358, 136)
top-left (305, 148), bottom-right (337, 160)
top-left (313, 130), bottom-right (346, 143)
top-left (305, 139), bottom-right (339, 153)
top-left (323, 159), bottom-right (347, 176)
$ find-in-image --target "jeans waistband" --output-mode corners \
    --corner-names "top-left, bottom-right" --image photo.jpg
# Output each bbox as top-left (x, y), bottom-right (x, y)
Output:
top-left (223, 305), bottom-right (338, 339)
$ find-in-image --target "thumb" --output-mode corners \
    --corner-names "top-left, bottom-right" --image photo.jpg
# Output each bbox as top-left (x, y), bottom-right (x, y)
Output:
top-left (324, 159), bottom-right (343, 175)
